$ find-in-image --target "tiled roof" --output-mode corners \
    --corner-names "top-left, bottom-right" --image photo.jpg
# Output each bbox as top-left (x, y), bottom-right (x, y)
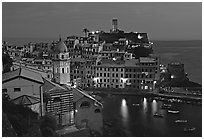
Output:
top-left (72, 88), bottom-right (102, 107)
top-left (71, 57), bottom-right (86, 63)
top-left (96, 58), bottom-right (125, 67)
top-left (139, 57), bottom-right (156, 63)
top-left (2, 68), bottom-right (44, 84)
top-left (42, 78), bottom-right (67, 93)
top-left (125, 59), bottom-right (139, 67)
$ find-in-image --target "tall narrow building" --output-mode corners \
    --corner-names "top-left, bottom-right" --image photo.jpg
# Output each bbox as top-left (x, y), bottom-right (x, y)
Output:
top-left (52, 38), bottom-right (71, 85)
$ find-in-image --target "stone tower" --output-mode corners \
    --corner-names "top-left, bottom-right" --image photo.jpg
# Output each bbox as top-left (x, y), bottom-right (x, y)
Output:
top-left (52, 38), bottom-right (71, 85)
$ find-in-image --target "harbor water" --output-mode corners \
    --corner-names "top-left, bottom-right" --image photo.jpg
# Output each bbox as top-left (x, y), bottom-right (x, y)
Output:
top-left (102, 95), bottom-right (202, 137)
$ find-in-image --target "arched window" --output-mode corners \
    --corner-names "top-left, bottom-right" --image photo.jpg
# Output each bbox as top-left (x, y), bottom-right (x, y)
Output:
top-left (80, 101), bottom-right (91, 108)
top-left (94, 108), bottom-right (101, 113)
top-left (61, 55), bottom-right (64, 59)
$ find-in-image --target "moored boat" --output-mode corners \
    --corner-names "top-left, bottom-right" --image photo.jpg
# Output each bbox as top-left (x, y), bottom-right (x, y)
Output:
top-left (161, 104), bottom-right (172, 109)
top-left (175, 119), bottom-right (187, 123)
top-left (184, 127), bottom-right (196, 132)
top-left (153, 112), bottom-right (164, 118)
top-left (168, 110), bottom-right (179, 114)
top-left (132, 103), bottom-right (140, 106)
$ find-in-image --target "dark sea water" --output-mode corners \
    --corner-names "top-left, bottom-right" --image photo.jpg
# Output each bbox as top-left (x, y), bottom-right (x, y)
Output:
top-left (102, 95), bottom-right (202, 137)
top-left (153, 40), bottom-right (202, 84)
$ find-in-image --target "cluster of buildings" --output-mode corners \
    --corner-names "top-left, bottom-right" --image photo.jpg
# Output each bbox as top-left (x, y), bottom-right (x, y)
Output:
top-left (4, 19), bottom-right (160, 92)
top-left (2, 19), bottom-right (161, 136)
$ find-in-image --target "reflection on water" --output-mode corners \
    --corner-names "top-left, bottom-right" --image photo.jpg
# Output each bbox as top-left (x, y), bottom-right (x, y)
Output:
top-left (121, 99), bottom-right (128, 126)
top-left (103, 96), bottom-right (202, 136)
top-left (152, 99), bottom-right (157, 114)
top-left (143, 97), bottom-right (148, 114)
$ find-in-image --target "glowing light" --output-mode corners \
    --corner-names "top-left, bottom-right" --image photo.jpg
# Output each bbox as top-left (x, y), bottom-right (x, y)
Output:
top-left (171, 75), bottom-right (175, 79)
top-left (153, 99), bottom-right (156, 103)
top-left (122, 99), bottom-right (127, 106)
top-left (143, 98), bottom-right (147, 103)
top-left (93, 77), bottom-right (99, 82)
top-left (75, 109), bottom-right (78, 113)
top-left (121, 78), bottom-right (128, 83)
top-left (138, 34), bottom-right (143, 39)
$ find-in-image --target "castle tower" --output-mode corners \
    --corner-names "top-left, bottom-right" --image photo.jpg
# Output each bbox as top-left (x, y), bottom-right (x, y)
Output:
top-left (112, 18), bottom-right (118, 32)
top-left (52, 38), bottom-right (71, 85)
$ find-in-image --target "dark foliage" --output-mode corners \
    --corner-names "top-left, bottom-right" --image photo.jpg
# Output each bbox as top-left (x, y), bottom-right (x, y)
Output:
top-left (40, 114), bottom-right (57, 136)
top-left (2, 93), bottom-right (39, 136)
top-left (2, 52), bottom-right (13, 73)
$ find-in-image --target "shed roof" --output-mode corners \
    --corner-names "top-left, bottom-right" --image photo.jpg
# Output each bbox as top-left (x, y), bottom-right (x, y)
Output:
top-left (2, 68), bottom-right (44, 84)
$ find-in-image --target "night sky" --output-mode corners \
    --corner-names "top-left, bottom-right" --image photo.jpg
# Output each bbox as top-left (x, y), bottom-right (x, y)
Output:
top-left (2, 2), bottom-right (202, 40)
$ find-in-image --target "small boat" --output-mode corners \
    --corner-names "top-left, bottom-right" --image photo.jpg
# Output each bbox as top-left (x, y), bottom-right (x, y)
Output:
top-left (168, 110), bottom-right (179, 114)
top-left (163, 104), bottom-right (172, 107)
top-left (161, 104), bottom-right (172, 109)
top-left (175, 120), bottom-right (187, 123)
top-left (132, 103), bottom-right (140, 106)
top-left (153, 112), bottom-right (164, 118)
top-left (184, 127), bottom-right (196, 132)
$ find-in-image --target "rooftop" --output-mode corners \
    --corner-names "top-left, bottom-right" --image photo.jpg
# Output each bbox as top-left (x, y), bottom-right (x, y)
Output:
top-left (3, 68), bottom-right (44, 84)
top-left (139, 57), bottom-right (156, 63)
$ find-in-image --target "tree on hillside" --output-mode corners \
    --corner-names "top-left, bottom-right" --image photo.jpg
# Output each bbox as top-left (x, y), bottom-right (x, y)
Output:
top-left (2, 52), bottom-right (13, 73)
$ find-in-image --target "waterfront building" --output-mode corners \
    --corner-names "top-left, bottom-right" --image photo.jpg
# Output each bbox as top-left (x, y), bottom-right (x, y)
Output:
top-left (124, 58), bottom-right (140, 90)
top-left (2, 68), bottom-right (44, 116)
top-left (94, 58), bottom-right (125, 89)
top-left (167, 63), bottom-right (188, 82)
top-left (72, 88), bottom-right (103, 135)
top-left (92, 56), bottom-right (159, 91)
top-left (51, 38), bottom-right (71, 85)
top-left (42, 78), bottom-right (74, 126)
top-left (138, 57), bottom-right (160, 90)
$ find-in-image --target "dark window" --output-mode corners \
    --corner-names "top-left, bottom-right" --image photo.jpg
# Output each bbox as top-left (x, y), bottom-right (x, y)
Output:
top-left (61, 55), bottom-right (64, 59)
top-left (94, 109), bottom-right (101, 113)
top-left (14, 88), bottom-right (21, 92)
top-left (121, 74), bottom-right (123, 77)
top-left (112, 73), bottom-right (114, 77)
top-left (116, 73), bottom-right (118, 77)
top-left (53, 97), bottom-right (61, 102)
top-left (104, 73), bottom-right (106, 77)
top-left (2, 89), bottom-right (7, 93)
top-left (62, 68), bottom-right (64, 73)
top-left (80, 101), bottom-right (91, 108)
